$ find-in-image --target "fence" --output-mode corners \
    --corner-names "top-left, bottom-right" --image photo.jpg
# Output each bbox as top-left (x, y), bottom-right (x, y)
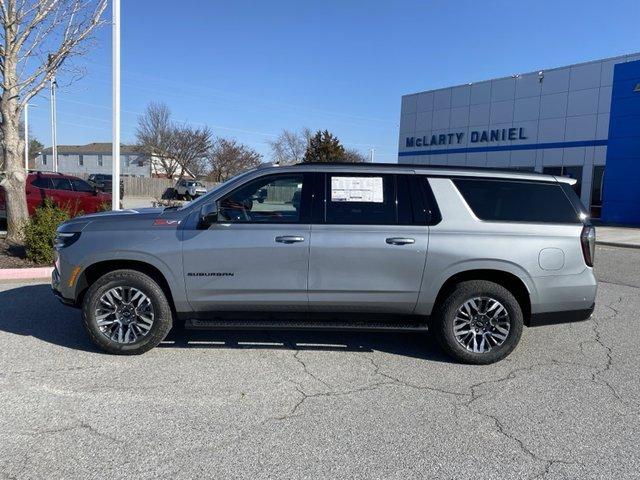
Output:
top-left (42, 172), bottom-right (298, 201)
top-left (66, 173), bottom-right (218, 198)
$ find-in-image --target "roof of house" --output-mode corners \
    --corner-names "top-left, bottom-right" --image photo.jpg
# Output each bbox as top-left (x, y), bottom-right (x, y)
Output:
top-left (40, 143), bottom-right (142, 155)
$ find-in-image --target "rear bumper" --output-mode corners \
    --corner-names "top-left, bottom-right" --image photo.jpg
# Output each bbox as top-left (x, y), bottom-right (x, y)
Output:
top-left (531, 268), bottom-right (597, 314)
top-left (528, 303), bottom-right (594, 327)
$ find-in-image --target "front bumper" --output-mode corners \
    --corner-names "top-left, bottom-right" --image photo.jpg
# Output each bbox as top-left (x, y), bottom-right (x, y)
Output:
top-left (51, 265), bottom-right (79, 308)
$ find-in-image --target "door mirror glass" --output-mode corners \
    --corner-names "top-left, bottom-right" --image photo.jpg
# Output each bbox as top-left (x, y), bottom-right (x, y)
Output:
top-left (198, 202), bottom-right (218, 229)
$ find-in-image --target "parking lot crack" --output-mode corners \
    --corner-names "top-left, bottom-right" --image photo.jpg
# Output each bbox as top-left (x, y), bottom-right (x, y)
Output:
top-left (267, 380), bottom-right (399, 423)
top-left (29, 421), bottom-right (120, 443)
top-left (292, 350), bottom-right (331, 388)
top-left (477, 412), bottom-right (580, 480)
top-left (585, 297), bottom-right (626, 405)
top-left (366, 356), bottom-right (468, 397)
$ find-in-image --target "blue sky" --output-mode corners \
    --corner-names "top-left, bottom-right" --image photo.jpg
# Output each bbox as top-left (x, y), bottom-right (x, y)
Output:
top-left (27, 0), bottom-right (640, 162)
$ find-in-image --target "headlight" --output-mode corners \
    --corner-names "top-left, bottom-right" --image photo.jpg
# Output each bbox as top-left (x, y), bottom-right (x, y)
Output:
top-left (54, 232), bottom-right (81, 249)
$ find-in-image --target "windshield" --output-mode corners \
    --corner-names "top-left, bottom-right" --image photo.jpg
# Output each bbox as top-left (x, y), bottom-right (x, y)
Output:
top-left (178, 168), bottom-right (259, 210)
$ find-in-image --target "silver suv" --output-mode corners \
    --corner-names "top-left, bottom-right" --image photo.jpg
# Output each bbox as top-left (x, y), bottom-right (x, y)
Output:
top-left (52, 163), bottom-right (597, 364)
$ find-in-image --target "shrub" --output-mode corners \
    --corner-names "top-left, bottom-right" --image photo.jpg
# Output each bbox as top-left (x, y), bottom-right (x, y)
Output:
top-left (24, 199), bottom-right (70, 264)
top-left (98, 201), bottom-right (112, 211)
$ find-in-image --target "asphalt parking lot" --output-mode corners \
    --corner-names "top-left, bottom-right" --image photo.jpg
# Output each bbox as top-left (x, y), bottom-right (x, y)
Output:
top-left (0, 245), bottom-right (639, 479)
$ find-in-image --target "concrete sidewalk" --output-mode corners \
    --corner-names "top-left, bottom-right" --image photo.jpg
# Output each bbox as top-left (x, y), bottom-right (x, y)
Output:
top-left (596, 226), bottom-right (640, 249)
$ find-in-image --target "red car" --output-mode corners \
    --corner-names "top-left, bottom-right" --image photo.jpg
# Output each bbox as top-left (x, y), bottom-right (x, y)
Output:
top-left (0, 172), bottom-right (112, 219)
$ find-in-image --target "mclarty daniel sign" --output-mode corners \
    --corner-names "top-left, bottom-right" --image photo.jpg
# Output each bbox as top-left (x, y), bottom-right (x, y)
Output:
top-left (405, 127), bottom-right (527, 149)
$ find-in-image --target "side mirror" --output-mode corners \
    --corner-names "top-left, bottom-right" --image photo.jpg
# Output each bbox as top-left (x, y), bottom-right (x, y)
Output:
top-left (198, 202), bottom-right (218, 229)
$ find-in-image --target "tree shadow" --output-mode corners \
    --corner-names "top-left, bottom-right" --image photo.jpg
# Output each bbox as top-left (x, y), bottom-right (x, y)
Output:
top-left (0, 283), bottom-right (453, 363)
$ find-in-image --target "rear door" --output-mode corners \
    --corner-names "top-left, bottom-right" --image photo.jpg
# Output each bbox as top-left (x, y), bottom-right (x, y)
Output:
top-left (49, 177), bottom-right (81, 214)
top-left (308, 172), bottom-right (430, 314)
top-left (70, 178), bottom-right (101, 213)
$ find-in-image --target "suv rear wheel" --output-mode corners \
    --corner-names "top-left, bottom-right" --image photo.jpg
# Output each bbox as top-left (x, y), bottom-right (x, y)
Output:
top-left (433, 280), bottom-right (523, 364)
top-left (82, 269), bottom-right (173, 355)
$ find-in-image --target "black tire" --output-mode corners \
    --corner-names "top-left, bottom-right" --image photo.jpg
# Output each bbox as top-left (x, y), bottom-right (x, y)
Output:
top-left (184, 193), bottom-right (192, 201)
top-left (433, 280), bottom-right (523, 364)
top-left (82, 269), bottom-right (173, 355)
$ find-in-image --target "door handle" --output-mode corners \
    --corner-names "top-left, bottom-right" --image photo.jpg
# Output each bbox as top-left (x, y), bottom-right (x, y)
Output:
top-left (275, 235), bottom-right (305, 244)
top-left (386, 237), bottom-right (415, 246)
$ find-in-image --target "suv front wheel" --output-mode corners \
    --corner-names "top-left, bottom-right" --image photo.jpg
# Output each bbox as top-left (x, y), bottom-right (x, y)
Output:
top-left (434, 280), bottom-right (523, 364)
top-left (82, 269), bottom-right (173, 355)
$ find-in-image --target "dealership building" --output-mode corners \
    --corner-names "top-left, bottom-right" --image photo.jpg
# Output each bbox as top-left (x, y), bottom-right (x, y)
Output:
top-left (398, 53), bottom-right (640, 225)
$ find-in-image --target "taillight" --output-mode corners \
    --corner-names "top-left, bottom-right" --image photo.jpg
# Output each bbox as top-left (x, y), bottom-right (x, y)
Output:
top-left (580, 225), bottom-right (596, 267)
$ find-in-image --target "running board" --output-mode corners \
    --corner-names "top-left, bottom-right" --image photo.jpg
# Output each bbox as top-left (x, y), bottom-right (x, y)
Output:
top-left (184, 318), bottom-right (429, 332)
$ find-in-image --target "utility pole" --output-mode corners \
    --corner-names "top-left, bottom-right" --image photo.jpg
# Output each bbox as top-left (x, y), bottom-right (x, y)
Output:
top-left (112, 0), bottom-right (121, 210)
top-left (50, 77), bottom-right (58, 172)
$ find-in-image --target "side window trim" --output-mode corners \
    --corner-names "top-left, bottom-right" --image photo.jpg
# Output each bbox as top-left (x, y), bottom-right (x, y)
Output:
top-left (419, 176), bottom-right (442, 226)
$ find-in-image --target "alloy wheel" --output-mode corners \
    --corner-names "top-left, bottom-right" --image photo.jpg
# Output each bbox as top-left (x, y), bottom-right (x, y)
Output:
top-left (94, 286), bottom-right (155, 344)
top-left (453, 296), bottom-right (511, 353)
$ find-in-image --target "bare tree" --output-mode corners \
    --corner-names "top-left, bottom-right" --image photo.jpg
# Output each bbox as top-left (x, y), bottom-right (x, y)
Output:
top-left (167, 124), bottom-right (212, 178)
top-left (136, 102), bottom-right (212, 179)
top-left (0, 0), bottom-right (107, 244)
top-left (268, 127), bottom-right (311, 165)
top-left (343, 148), bottom-right (367, 163)
top-left (135, 102), bottom-right (180, 178)
top-left (206, 138), bottom-right (262, 182)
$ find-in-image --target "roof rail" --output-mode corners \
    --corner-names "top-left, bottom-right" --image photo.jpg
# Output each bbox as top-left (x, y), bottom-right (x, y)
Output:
top-left (290, 162), bottom-right (540, 173)
top-left (258, 162), bottom-right (280, 169)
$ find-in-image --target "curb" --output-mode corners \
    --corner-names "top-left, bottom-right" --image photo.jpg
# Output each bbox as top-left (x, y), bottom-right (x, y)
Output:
top-left (597, 241), bottom-right (640, 250)
top-left (0, 267), bottom-right (53, 281)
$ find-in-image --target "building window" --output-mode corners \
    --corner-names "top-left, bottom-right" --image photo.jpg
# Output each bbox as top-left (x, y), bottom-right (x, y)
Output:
top-left (590, 166), bottom-right (605, 219)
top-left (78, 155), bottom-right (84, 167)
top-left (543, 166), bottom-right (583, 197)
top-left (138, 157), bottom-right (144, 167)
top-left (97, 154), bottom-right (103, 167)
top-left (42, 154), bottom-right (47, 165)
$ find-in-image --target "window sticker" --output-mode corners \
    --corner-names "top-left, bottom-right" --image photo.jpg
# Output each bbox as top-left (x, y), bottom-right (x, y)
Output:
top-left (331, 176), bottom-right (384, 203)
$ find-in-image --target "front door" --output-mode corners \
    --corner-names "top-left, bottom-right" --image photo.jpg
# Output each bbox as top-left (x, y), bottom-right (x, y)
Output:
top-left (182, 172), bottom-right (313, 312)
top-left (308, 173), bottom-right (429, 314)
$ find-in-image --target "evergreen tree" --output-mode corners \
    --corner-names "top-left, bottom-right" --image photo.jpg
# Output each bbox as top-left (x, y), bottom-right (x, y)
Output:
top-left (303, 130), bottom-right (346, 163)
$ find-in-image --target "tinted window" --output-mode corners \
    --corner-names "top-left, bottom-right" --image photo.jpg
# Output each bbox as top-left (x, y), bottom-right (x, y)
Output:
top-left (51, 178), bottom-right (73, 191)
top-left (71, 179), bottom-right (95, 192)
top-left (218, 174), bottom-right (306, 223)
top-left (453, 178), bottom-right (581, 224)
top-left (325, 174), bottom-right (395, 225)
top-left (31, 177), bottom-right (52, 189)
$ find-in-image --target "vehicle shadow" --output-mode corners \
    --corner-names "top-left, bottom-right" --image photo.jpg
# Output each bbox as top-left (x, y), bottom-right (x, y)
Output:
top-left (0, 283), bottom-right (453, 363)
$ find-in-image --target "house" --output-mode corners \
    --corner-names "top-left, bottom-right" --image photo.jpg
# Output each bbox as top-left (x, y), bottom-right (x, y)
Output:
top-left (36, 143), bottom-right (152, 177)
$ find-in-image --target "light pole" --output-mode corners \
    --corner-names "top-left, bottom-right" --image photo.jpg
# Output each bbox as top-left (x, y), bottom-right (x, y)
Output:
top-left (112, 0), bottom-right (121, 210)
top-left (50, 77), bottom-right (58, 172)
